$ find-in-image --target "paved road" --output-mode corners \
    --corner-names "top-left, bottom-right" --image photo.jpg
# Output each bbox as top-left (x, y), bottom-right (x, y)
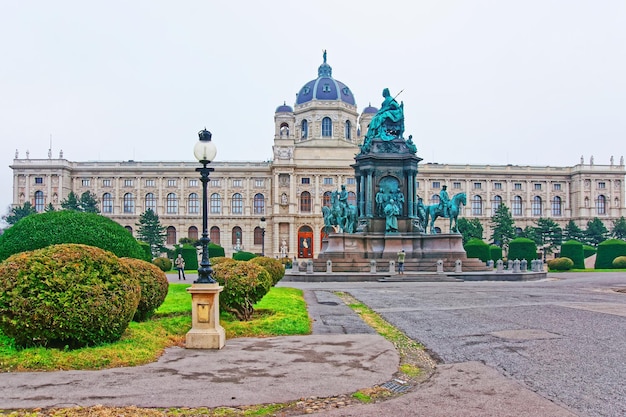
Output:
top-left (282, 272), bottom-right (626, 417)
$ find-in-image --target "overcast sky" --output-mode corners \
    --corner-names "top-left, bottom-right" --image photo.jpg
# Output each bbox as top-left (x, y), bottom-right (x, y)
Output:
top-left (1, 0), bottom-right (625, 219)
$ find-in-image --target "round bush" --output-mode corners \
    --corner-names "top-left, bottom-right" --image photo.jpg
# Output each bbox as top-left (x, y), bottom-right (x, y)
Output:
top-left (152, 257), bottom-right (172, 272)
top-left (0, 244), bottom-right (141, 348)
top-left (489, 245), bottom-right (503, 262)
top-left (250, 256), bottom-right (285, 286)
top-left (464, 238), bottom-right (489, 262)
top-left (120, 258), bottom-right (169, 321)
top-left (560, 240), bottom-right (585, 269)
top-left (0, 211), bottom-right (145, 262)
top-left (594, 239), bottom-right (626, 269)
top-left (212, 260), bottom-right (272, 321)
top-left (612, 256), bottom-right (626, 268)
top-left (547, 257), bottom-right (574, 271)
top-left (233, 251), bottom-right (258, 261)
top-left (508, 238), bottom-right (538, 263)
top-left (210, 256), bottom-right (237, 267)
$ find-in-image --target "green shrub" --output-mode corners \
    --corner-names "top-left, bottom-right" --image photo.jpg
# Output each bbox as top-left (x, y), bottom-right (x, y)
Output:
top-left (0, 211), bottom-right (145, 262)
top-left (583, 245), bottom-right (597, 259)
top-left (464, 238), bottom-right (489, 262)
top-left (0, 244), bottom-right (140, 348)
top-left (209, 242), bottom-right (225, 258)
top-left (612, 256), bottom-right (626, 268)
top-left (547, 257), bottom-right (574, 271)
top-left (152, 257), bottom-right (172, 272)
top-left (233, 251), bottom-right (258, 261)
top-left (209, 256), bottom-right (237, 267)
top-left (489, 245), bottom-right (503, 262)
top-left (212, 260), bottom-right (272, 321)
top-left (594, 239), bottom-right (626, 269)
top-left (175, 244), bottom-right (198, 270)
top-left (120, 257), bottom-right (169, 321)
top-left (250, 256), bottom-right (285, 286)
top-left (508, 237), bottom-right (538, 263)
top-left (138, 241), bottom-right (153, 262)
top-left (560, 240), bottom-right (585, 269)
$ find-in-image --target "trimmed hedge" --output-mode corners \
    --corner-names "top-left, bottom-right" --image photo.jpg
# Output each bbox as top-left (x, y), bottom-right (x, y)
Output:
top-left (489, 245), bottom-right (503, 262)
top-left (120, 257), bottom-right (169, 321)
top-left (583, 245), bottom-right (597, 259)
top-left (175, 244), bottom-right (198, 270)
top-left (0, 211), bottom-right (145, 262)
top-left (594, 239), bottom-right (626, 269)
top-left (152, 257), bottom-right (172, 272)
top-left (560, 240), bottom-right (585, 269)
top-left (0, 244), bottom-right (140, 348)
top-left (547, 257), bottom-right (574, 271)
top-left (233, 251), bottom-right (258, 261)
top-left (464, 238), bottom-right (489, 262)
top-left (209, 242), bottom-right (225, 258)
top-left (138, 241), bottom-right (153, 262)
top-left (508, 237), bottom-right (537, 263)
top-left (250, 256), bottom-right (285, 286)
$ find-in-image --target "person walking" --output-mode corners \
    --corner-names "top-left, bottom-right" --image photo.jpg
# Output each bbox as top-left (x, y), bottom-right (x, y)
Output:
top-left (174, 254), bottom-right (186, 280)
top-left (397, 249), bottom-right (406, 275)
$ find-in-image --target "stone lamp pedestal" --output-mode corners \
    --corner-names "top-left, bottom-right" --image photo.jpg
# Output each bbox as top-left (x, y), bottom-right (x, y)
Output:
top-left (185, 283), bottom-right (225, 349)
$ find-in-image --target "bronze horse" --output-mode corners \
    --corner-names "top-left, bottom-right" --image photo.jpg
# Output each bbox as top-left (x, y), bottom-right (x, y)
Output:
top-left (424, 192), bottom-right (466, 234)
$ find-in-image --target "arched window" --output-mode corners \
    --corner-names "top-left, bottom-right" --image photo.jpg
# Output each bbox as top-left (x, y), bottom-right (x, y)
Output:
top-left (253, 193), bottom-right (265, 214)
top-left (232, 226), bottom-right (242, 245)
top-left (125, 226), bottom-right (133, 235)
top-left (188, 193), bottom-right (199, 214)
top-left (472, 195), bottom-right (483, 216)
top-left (584, 197), bottom-right (590, 208)
top-left (210, 193), bottom-right (221, 214)
top-left (552, 196), bottom-right (562, 216)
top-left (322, 117), bottom-right (332, 137)
top-left (596, 195), bottom-right (606, 214)
top-left (166, 193), bottom-right (178, 214)
top-left (102, 193), bottom-right (113, 213)
top-left (301, 119), bottom-right (308, 139)
top-left (300, 191), bottom-right (311, 212)
top-left (188, 226), bottom-right (198, 240)
top-left (34, 190), bottom-right (45, 212)
top-left (323, 191), bottom-right (332, 207)
top-left (431, 194), bottom-right (440, 205)
top-left (210, 226), bottom-right (220, 244)
top-left (254, 226), bottom-right (263, 245)
top-left (491, 195), bottom-right (502, 215)
top-left (123, 193), bottom-right (135, 213)
top-left (532, 196), bottom-right (542, 216)
top-left (279, 123), bottom-right (289, 137)
top-left (345, 120), bottom-right (351, 140)
top-left (145, 193), bottom-right (156, 213)
top-left (512, 196), bottom-right (522, 216)
top-left (166, 226), bottom-right (176, 245)
top-left (231, 193), bottom-right (243, 214)
top-left (348, 191), bottom-right (356, 206)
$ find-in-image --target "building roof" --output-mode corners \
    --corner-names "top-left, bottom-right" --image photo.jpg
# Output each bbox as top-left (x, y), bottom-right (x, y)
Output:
top-left (295, 52), bottom-right (356, 106)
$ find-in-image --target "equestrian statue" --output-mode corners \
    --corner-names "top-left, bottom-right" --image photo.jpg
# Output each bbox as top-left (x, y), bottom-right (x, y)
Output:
top-left (424, 191), bottom-right (466, 234)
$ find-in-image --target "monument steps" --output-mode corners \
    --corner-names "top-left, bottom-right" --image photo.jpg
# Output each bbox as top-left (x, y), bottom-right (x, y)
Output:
top-left (308, 257), bottom-right (489, 273)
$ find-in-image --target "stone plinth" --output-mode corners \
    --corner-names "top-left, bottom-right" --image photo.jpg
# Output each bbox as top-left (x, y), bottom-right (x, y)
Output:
top-left (186, 283), bottom-right (225, 349)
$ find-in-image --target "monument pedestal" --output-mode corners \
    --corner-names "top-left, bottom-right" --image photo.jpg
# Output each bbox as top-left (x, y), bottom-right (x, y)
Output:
top-left (186, 283), bottom-right (225, 349)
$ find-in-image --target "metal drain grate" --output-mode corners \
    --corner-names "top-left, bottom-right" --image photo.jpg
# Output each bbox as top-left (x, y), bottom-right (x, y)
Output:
top-left (380, 380), bottom-right (411, 393)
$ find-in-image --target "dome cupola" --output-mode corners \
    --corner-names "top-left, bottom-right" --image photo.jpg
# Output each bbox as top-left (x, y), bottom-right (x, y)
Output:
top-left (295, 51), bottom-right (356, 106)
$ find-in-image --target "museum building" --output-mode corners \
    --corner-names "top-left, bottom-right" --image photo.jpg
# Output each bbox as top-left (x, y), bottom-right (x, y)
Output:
top-left (10, 56), bottom-right (626, 259)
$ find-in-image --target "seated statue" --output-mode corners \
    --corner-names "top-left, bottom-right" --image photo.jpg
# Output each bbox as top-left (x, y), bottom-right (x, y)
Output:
top-left (364, 88), bottom-right (404, 143)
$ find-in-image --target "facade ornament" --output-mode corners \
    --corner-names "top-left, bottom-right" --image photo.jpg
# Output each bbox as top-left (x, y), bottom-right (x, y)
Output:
top-left (15, 149), bottom-right (18, 159)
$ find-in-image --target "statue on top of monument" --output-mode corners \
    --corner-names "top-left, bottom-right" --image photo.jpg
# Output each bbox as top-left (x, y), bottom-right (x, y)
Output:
top-left (360, 88), bottom-right (405, 154)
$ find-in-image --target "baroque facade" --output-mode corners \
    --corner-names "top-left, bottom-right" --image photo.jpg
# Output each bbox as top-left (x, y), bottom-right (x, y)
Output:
top-left (10, 56), bottom-right (626, 259)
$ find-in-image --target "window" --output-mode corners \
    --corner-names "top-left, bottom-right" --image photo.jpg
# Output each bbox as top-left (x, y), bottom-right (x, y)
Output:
top-left (322, 117), bottom-right (332, 137)
top-left (166, 193), bottom-right (178, 214)
top-left (453, 182), bottom-right (462, 189)
top-left (145, 193), bottom-right (156, 213)
top-left (323, 191), bottom-right (332, 207)
top-left (323, 177), bottom-right (333, 185)
top-left (188, 193), bottom-right (199, 214)
top-left (188, 226), bottom-right (198, 240)
top-left (103, 179), bottom-right (112, 187)
top-left (81, 179), bottom-right (90, 187)
top-left (300, 191), bottom-right (312, 212)
top-left (301, 119), bottom-right (308, 139)
top-left (189, 179), bottom-right (198, 187)
top-left (254, 227), bottom-right (264, 245)
top-left (512, 196), bottom-right (522, 216)
top-left (432, 181), bottom-right (440, 189)
top-left (514, 183), bottom-right (522, 190)
top-left (552, 196), bottom-right (562, 216)
top-left (596, 195), bottom-right (606, 214)
top-left (492, 195), bottom-right (502, 215)
top-left (348, 191), bottom-right (356, 206)
top-left (210, 226), bottom-right (220, 244)
top-left (301, 177), bottom-right (310, 185)
top-left (123, 193), bottom-right (135, 213)
top-left (231, 193), bottom-right (243, 214)
top-left (472, 195), bottom-right (483, 216)
top-left (553, 183), bottom-right (562, 191)
top-left (431, 194), bottom-right (440, 205)
top-left (255, 179), bottom-right (264, 187)
top-left (473, 182), bottom-right (482, 190)
top-left (346, 178), bottom-right (356, 185)
top-left (232, 179), bottom-right (242, 187)
top-left (35, 177), bottom-right (43, 184)
top-left (145, 179), bottom-right (155, 187)
top-left (494, 182), bottom-right (502, 190)
top-left (166, 226), bottom-right (176, 245)
top-left (210, 179), bottom-right (220, 187)
top-left (232, 226), bottom-right (242, 245)
top-left (210, 193), bottom-right (221, 214)
top-left (532, 196), bottom-right (542, 216)
top-left (102, 193), bottom-right (113, 213)
top-left (34, 190), bottom-right (45, 212)
top-left (253, 193), bottom-right (265, 214)
top-left (416, 181), bottom-right (420, 189)
top-left (534, 183), bottom-right (542, 191)
top-left (167, 179), bottom-right (177, 187)
top-left (598, 182), bottom-right (606, 189)
top-left (345, 120), bottom-right (351, 140)
top-left (124, 179), bottom-right (134, 187)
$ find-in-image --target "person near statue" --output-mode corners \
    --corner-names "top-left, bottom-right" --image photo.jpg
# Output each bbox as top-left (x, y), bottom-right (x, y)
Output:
top-left (384, 198), bottom-right (400, 232)
top-left (397, 249), bottom-right (406, 275)
top-left (439, 185), bottom-right (450, 217)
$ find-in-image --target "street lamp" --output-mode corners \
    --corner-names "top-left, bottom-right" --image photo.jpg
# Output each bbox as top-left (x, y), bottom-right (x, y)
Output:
top-left (259, 216), bottom-right (267, 256)
top-left (193, 128), bottom-right (217, 284)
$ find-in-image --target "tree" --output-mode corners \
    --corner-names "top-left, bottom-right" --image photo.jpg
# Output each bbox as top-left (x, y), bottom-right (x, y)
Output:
top-left (79, 191), bottom-right (100, 213)
top-left (458, 218), bottom-right (484, 244)
top-left (533, 217), bottom-right (563, 256)
top-left (490, 204), bottom-right (515, 250)
top-left (564, 220), bottom-right (585, 242)
top-left (585, 217), bottom-right (608, 247)
top-left (60, 191), bottom-right (81, 211)
top-left (136, 209), bottom-right (166, 258)
top-left (3, 202), bottom-right (37, 225)
top-left (611, 216), bottom-right (626, 240)
top-left (44, 203), bottom-right (56, 212)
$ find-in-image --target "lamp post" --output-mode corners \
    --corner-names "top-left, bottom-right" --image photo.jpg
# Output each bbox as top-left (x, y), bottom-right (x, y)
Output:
top-left (193, 128), bottom-right (217, 284)
top-left (259, 216), bottom-right (267, 256)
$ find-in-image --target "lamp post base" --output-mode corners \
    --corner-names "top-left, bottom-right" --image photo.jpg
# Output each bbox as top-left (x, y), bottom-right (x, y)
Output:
top-left (185, 283), bottom-right (225, 349)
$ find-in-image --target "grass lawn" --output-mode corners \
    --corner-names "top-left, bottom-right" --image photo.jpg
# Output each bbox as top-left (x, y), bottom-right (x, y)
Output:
top-left (0, 285), bottom-right (310, 372)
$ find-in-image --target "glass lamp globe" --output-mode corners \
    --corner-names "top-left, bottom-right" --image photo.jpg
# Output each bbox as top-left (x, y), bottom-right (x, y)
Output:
top-left (194, 137), bottom-right (217, 162)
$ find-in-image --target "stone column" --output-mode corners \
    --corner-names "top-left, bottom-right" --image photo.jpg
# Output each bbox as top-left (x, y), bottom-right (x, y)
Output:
top-left (186, 283), bottom-right (225, 349)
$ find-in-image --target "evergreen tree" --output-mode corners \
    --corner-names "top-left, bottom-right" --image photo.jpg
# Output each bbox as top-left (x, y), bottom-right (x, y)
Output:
top-left (564, 220), bottom-right (585, 242)
top-left (3, 202), bottom-right (37, 225)
top-left (44, 203), bottom-right (56, 212)
top-left (136, 209), bottom-right (166, 257)
top-left (60, 191), bottom-right (81, 211)
top-left (458, 217), bottom-right (484, 245)
top-left (585, 217), bottom-right (608, 247)
top-left (534, 217), bottom-right (563, 256)
top-left (79, 191), bottom-right (100, 213)
top-left (611, 216), bottom-right (626, 240)
top-left (489, 204), bottom-right (515, 249)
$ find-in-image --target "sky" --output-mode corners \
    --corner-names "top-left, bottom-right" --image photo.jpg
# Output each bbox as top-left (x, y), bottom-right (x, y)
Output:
top-left (1, 0), bottom-right (625, 219)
